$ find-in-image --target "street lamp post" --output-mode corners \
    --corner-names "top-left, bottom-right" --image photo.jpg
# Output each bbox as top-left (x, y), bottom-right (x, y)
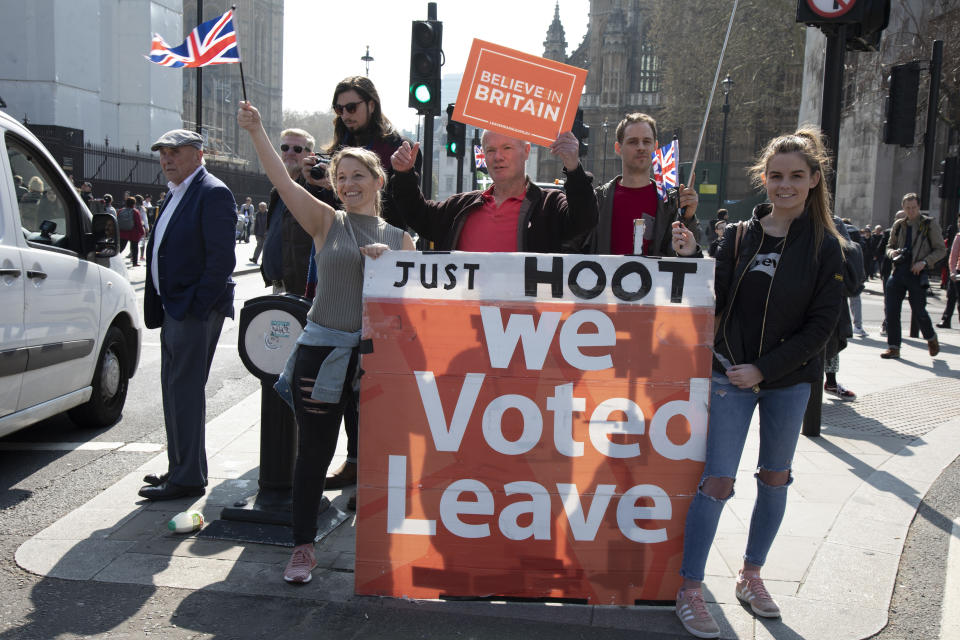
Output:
top-left (602, 119), bottom-right (609, 183)
top-left (718, 74), bottom-right (734, 208)
top-left (361, 45), bottom-right (374, 77)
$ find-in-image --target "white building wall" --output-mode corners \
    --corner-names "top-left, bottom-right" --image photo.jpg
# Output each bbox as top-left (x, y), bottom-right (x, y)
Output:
top-left (0, 0), bottom-right (182, 150)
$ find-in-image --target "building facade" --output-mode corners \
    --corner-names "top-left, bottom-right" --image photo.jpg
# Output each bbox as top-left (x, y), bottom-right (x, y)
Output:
top-left (181, 0), bottom-right (283, 171)
top-left (799, 0), bottom-right (957, 229)
top-left (539, 1), bottom-right (662, 186)
top-left (0, 0), bottom-right (183, 153)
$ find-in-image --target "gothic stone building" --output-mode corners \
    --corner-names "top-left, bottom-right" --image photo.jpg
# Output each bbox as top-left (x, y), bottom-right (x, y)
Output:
top-left (539, 1), bottom-right (661, 186)
top-left (539, 0), bottom-right (803, 214)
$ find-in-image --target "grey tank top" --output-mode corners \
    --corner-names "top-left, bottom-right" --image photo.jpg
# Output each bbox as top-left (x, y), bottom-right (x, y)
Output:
top-left (307, 211), bottom-right (406, 332)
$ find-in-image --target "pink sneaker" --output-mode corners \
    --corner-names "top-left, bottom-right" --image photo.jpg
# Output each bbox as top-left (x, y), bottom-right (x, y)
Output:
top-left (675, 587), bottom-right (720, 638)
top-left (283, 543), bottom-right (316, 584)
top-left (735, 571), bottom-right (781, 618)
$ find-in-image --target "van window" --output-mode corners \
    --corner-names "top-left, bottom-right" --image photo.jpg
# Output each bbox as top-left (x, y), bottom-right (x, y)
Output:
top-left (6, 135), bottom-right (75, 250)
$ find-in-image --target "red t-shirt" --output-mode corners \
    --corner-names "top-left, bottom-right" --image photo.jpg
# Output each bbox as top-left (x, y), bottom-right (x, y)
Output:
top-left (610, 181), bottom-right (659, 255)
top-left (456, 186), bottom-right (523, 252)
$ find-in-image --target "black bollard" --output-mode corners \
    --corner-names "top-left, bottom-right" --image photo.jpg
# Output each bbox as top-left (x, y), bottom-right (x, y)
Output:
top-left (218, 380), bottom-right (299, 525)
top-left (221, 294), bottom-right (334, 527)
top-left (801, 356), bottom-right (824, 437)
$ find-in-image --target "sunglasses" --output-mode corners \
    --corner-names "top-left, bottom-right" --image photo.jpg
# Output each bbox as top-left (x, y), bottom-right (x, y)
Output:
top-left (280, 144), bottom-right (305, 153)
top-left (333, 100), bottom-right (365, 115)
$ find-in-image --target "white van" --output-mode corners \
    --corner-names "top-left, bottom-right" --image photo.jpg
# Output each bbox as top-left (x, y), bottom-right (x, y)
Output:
top-left (0, 109), bottom-right (140, 436)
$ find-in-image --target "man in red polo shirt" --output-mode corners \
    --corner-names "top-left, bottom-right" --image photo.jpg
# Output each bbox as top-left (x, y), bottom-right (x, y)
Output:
top-left (587, 112), bottom-right (700, 256)
top-left (389, 130), bottom-right (597, 253)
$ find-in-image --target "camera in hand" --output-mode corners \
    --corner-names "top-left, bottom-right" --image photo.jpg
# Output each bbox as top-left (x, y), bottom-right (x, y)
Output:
top-left (892, 250), bottom-right (911, 266)
top-left (309, 153), bottom-right (333, 180)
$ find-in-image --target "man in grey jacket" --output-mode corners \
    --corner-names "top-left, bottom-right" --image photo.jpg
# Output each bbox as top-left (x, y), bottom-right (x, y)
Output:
top-left (881, 192), bottom-right (946, 359)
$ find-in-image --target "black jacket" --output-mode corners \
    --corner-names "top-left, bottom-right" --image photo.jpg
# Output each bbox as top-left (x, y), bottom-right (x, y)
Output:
top-left (390, 165), bottom-right (598, 252)
top-left (714, 204), bottom-right (844, 388)
top-left (581, 176), bottom-right (701, 256)
top-left (260, 179), bottom-right (329, 291)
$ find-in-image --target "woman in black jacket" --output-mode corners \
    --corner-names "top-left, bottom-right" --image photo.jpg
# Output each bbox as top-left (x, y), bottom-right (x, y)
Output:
top-left (670, 128), bottom-right (844, 638)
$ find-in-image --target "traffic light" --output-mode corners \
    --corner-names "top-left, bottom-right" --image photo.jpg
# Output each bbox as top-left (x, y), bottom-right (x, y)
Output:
top-left (408, 19), bottom-right (442, 115)
top-left (883, 62), bottom-right (920, 146)
top-left (571, 108), bottom-right (589, 158)
top-left (445, 103), bottom-right (466, 158)
top-left (940, 157), bottom-right (959, 199)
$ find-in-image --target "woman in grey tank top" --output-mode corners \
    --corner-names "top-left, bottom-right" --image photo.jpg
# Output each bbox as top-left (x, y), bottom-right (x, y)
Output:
top-left (239, 102), bottom-right (414, 585)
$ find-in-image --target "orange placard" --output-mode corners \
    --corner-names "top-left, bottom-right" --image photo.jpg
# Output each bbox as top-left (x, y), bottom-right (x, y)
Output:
top-left (356, 252), bottom-right (715, 605)
top-left (453, 39), bottom-right (588, 147)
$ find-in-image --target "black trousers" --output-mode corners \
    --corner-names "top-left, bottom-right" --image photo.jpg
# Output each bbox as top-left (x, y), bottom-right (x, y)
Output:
top-left (290, 344), bottom-right (359, 545)
top-left (943, 279), bottom-right (959, 325)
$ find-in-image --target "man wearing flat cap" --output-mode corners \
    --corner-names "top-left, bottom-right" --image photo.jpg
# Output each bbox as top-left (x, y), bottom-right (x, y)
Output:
top-left (139, 129), bottom-right (237, 501)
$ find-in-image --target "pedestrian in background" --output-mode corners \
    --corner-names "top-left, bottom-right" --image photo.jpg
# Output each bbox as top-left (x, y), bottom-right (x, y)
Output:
top-left (880, 193), bottom-right (945, 359)
top-left (117, 196), bottom-right (145, 267)
top-left (250, 201), bottom-right (268, 264)
top-left (135, 194), bottom-right (149, 262)
top-left (937, 216), bottom-right (960, 329)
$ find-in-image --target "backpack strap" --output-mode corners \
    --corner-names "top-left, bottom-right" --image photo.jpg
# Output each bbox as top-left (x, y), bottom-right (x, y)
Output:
top-left (733, 221), bottom-right (747, 260)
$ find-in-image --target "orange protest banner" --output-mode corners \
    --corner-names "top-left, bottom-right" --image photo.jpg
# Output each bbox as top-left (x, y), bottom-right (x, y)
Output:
top-left (453, 39), bottom-right (588, 147)
top-left (354, 253), bottom-right (715, 605)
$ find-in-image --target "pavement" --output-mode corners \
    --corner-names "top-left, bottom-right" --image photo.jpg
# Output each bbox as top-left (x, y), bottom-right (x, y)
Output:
top-left (13, 277), bottom-right (960, 639)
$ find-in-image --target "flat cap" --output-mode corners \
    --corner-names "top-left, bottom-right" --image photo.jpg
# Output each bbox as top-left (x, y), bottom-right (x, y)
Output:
top-left (151, 129), bottom-right (203, 151)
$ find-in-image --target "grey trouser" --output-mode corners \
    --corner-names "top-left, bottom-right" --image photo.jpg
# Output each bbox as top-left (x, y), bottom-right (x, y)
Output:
top-left (160, 309), bottom-right (225, 486)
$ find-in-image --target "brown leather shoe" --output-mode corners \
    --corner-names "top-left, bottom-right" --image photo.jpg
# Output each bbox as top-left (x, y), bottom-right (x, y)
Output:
top-left (880, 347), bottom-right (900, 359)
top-left (928, 338), bottom-right (940, 356)
top-left (325, 461), bottom-right (357, 489)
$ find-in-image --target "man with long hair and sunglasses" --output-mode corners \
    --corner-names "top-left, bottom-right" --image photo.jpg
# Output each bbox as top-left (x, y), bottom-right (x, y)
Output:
top-left (259, 128), bottom-right (319, 296)
top-left (305, 76), bottom-right (421, 232)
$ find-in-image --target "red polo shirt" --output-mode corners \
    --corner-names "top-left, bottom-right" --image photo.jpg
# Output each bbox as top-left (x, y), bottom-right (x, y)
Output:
top-left (456, 185), bottom-right (524, 252)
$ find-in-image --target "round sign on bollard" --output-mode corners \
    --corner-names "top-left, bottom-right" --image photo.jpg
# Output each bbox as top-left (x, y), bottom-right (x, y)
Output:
top-left (238, 294), bottom-right (310, 380)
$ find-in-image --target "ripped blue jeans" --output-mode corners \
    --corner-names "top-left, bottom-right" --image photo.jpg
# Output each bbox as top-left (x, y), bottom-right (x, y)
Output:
top-left (679, 374), bottom-right (810, 582)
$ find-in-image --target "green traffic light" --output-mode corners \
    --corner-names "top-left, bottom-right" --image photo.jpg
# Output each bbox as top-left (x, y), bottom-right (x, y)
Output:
top-left (413, 84), bottom-right (432, 104)
top-left (449, 142), bottom-right (458, 154)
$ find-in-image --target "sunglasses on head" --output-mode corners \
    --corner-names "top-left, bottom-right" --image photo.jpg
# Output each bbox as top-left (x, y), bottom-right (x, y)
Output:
top-left (333, 100), bottom-right (364, 115)
top-left (280, 144), bottom-right (305, 153)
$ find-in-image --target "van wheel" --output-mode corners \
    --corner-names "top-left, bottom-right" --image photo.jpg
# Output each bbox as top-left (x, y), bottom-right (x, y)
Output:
top-left (68, 326), bottom-right (129, 428)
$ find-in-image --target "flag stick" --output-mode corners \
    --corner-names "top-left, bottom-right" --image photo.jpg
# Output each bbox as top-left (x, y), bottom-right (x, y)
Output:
top-left (231, 5), bottom-right (248, 101)
top-left (238, 62), bottom-right (248, 102)
top-left (688, 0), bottom-right (739, 182)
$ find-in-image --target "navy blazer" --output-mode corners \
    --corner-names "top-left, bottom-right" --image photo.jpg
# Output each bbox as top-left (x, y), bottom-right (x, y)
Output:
top-left (144, 166), bottom-right (237, 329)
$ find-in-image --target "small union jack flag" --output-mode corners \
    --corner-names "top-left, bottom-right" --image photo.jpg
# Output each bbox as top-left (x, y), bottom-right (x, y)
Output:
top-left (474, 145), bottom-right (486, 170)
top-left (147, 10), bottom-right (240, 68)
top-left (651, 140), bottom-right (678, 202)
